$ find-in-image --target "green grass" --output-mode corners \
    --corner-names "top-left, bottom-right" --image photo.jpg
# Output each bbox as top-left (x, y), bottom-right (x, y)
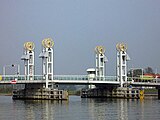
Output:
top-left (144, 88), bottom-right (158, 94)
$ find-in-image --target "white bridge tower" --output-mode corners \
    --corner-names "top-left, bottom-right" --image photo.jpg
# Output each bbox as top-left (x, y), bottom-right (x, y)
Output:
top-left (116, 43), bottom-right (130, 87)
top-left (39, 38), bottom-right (54, 88)
top-left (95, 46), bottom-right (108, 80)
top-left (21, 42), bottom-right (35, 80)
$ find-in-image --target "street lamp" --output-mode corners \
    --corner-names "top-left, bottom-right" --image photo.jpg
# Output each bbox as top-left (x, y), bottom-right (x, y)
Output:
top-left (11, 64), bottom-right (20, 75)
top-left (3, 64), bottom-right (20, 76)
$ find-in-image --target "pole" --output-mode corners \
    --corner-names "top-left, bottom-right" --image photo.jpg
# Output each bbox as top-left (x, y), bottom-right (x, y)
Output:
top-left (132, 69), bottom-right (133, 81)
top-left (141, 68), bottom-right (143, 78)
top-left (3, 66), bottom-right (5, 76)
top-left (156, 68), bottom-right (158, 83)
top-left (17, 64), bottom-right (20, 75)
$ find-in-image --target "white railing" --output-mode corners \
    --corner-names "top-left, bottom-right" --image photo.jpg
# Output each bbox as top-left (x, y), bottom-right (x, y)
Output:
top-left (0, 75), bottom-right (117, 82)
top-left (1, 75), bottom-right (44, 81)
top-left (53, 75), bottom-right (117, 81)
top-left (127, 77), bottom-right (160, 83)
top-left (1, 75), bottom-right (160, 83)
top-left (53, 75), bottom-right (88, 81)
top-left (1, 75), bottom-right (160, 86)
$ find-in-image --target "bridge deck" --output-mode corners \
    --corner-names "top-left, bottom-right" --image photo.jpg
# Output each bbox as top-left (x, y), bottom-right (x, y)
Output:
top-left (0, 75), bottom-right (160, 87)
top-left (0, 75), bottom-right (119, 85)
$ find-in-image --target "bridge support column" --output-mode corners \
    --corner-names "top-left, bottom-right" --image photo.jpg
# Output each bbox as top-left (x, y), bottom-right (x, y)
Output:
top-left (39, 38), bottom-right (54, 89)
top-left (158, 89), bottom-right (160, 100)
top-left (81, 86), bottom-right (141, 99)
top-left (21, 42), bottom-right (35, 80)
top-left (95, 46), bottom-right (107, 80)
top-left (116, 43), bottom-right (130, 87)
top-left (12, 83), bottom-right (68, 100)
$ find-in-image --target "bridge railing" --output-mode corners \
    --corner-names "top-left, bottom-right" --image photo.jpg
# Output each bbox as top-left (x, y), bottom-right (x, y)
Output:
top-left (127, 77), bottom-right (160, 83)
top-left (1, 75), bottom-right (44, 81)
top-left (97, 76), bottom-right (117, 81)
top-left (0, 75), bottom-right (117, 82)
top-left (53, 75), bottom-right (88, 81)
top-left (53, 75), bottom-right (117, 81)
top-left (3, 75), bottom-right (159, 83)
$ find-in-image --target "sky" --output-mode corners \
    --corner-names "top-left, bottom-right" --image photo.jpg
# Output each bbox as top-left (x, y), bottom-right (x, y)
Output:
top-left (0, 0), bottom-right (160, 75)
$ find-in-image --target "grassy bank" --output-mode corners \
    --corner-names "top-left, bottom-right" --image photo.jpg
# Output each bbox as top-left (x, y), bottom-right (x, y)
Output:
top-left (0, 85), bottom-right (12, 96)
top-left (144, 88), bottom-right (158, 95)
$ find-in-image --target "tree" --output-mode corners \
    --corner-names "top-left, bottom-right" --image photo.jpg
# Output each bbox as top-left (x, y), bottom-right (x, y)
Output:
top-left (144, 67), bottom-right (154, 74)
top-left (127, 69), bottom-right (144, 77)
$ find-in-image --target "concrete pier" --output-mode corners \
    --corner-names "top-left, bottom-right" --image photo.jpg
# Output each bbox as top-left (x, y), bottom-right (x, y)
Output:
top-left (12, 88), bottom-right (68, 100)
top-left (81, 87), bottom-right (143, 99)
top-left (158, 89), bottom-right (160, 99)
top-left (12, 84), bottom-right (68, 100)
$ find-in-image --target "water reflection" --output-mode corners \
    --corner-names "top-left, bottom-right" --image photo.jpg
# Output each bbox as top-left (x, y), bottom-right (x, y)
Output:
top-left (81, 98), bottom-right (147, 120)
top-left (118, 99), bottom-right (128, 120)
top-left (12, 99), bottom-right (69, 120)
top-left (0, 96), bottom-right (160, 120)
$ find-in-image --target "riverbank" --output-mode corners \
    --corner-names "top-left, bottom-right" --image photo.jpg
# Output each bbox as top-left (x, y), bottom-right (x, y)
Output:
top-left (0, 93), bottom-right (12, 96)
top-left (144, 88), bottom-right (158, 96)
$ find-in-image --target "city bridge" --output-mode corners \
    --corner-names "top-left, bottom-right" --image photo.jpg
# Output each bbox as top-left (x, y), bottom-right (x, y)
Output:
top-left (0, 75), bottom-right (160, 87)
top-left (0, 75), bottom-right (119, 85)
top-left (0, 38), bottom-right (160, 99)
top-left (1, 74), bottom-right (160, 99)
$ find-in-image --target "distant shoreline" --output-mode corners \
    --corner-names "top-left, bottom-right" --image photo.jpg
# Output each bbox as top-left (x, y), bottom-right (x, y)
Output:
top-left (0, 93), bottom-right (12, 96)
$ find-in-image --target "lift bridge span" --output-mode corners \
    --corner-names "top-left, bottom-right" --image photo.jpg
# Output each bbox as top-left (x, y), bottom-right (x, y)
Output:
top-left (1, 75), bottom-right (160, 88)
top-left (0, 75), bottom-right (119, 85)
top-left (1, 40), bottom-right (160, 89)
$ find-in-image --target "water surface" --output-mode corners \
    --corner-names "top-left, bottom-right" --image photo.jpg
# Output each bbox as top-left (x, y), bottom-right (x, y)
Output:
top-left (0, 96), bottom-right (159, 120)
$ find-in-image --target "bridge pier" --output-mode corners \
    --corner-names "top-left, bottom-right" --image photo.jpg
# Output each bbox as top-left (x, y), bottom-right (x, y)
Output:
top-left (81, 86), bottom-right (143, 99)
top-left (158, 89), bottom-right (160, 100)
top-left (12, 83), bottom-right (68, 100)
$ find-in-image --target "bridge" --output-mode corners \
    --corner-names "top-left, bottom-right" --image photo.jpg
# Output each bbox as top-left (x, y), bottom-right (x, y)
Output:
top-left (0, 75), bottom-right (119, 85)
top-left (1, 39), bottom-right (160, 100)
top-left (2, 74), bottom-right (160, 100)
top-left (1, 75), bottom-right (160, 87)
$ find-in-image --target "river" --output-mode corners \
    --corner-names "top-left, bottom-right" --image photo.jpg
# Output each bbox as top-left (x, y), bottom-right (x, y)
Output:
top-left (0, 96), bottom-right (160, 120)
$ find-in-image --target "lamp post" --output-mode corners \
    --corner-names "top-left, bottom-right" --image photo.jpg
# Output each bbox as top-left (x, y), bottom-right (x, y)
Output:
top-left (155, 68), bottom-right (158, 83)
top-left (12, 64), bottom-right (20, 75)
top-left (3, 65), bottom-right (11, 76)
top-left (3, 64), bottom-right (20, 76)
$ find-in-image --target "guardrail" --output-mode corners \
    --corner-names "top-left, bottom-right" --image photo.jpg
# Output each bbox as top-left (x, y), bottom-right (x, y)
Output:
top-left (53, 75), bottom-right (117, 81)
top-left (2, 75), bottom-right (160, 82)
top-left (127, 77), bottom-right (160, 83)
top-left (1, 75), bottom-right (160, 86)
top-left (1, 75), bottom-right (44, 81)
top-left (53, 75), bottom-right (88, 81)
top-left (0, 75), bottom-right (117, 82)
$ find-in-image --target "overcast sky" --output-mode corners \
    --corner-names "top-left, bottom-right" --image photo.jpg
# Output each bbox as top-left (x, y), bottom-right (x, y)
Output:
top-left (0, 0), bottom-right (160, 75)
